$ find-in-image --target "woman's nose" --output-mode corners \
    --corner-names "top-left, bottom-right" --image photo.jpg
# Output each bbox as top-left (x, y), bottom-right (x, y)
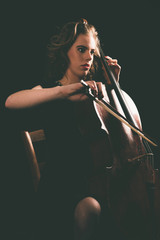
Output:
top-left (85, 51), bottom-right (92, 61)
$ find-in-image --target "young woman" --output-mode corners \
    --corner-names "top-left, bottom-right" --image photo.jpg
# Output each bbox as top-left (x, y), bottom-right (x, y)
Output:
top-left (5, 19), bottom-right (122, 240)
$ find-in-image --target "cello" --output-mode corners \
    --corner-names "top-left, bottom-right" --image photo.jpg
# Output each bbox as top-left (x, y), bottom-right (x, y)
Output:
top-left (80, 45), bottom-right (160, 239)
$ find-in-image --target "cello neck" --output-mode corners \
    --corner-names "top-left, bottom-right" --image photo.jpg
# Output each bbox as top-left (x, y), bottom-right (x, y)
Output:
top-left (99, 46), bottom-right (136, 125)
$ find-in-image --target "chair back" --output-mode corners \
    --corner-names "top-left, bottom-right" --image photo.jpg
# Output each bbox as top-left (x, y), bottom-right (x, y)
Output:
top-left (21, 129), bottom-right (46, 192)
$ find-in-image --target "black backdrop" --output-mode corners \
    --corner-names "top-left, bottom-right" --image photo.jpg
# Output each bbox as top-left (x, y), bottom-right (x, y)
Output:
top-left (1, 1), bottom-right (160, 238)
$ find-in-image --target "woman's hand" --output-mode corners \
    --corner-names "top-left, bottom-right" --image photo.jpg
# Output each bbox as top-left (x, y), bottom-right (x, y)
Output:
top-left (67, 81), bottom-right (104, 102)
top-left (105, 56), bottom-right (121, 82)
top-left (83, 80), bottom-right (104, 99)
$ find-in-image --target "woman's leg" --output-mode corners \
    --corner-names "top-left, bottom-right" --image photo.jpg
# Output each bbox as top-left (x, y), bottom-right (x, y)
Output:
top-left (74, 197), bottom-right (101, 240)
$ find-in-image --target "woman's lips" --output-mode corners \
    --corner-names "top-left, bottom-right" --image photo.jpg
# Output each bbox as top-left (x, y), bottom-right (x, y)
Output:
top-left (81, 64), bottom-right (90, 69)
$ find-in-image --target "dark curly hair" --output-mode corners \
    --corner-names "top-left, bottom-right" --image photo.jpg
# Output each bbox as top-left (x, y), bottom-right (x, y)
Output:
top-left (45, 18), bottom-right (101, 85)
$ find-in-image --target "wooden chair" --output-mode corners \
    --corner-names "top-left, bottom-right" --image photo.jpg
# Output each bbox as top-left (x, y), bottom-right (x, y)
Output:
top-left (21, 129), bottom-right (46, 192)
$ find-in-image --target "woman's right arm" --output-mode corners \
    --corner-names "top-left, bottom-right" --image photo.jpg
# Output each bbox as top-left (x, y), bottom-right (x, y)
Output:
top-left (5, 81), bottom-right (103, 110)
top-left (5, 83), bottom-right (86, 110)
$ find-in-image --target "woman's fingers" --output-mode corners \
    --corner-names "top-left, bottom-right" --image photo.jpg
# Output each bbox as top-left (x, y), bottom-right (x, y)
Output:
top-left (85, 81), bottom-right (104, 99)
top-left (105, 56), bottom-right (121, 81)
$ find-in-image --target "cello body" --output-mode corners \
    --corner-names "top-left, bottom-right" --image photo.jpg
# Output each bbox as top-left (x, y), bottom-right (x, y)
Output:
top-left (77, 82), bottom-right (160, 239)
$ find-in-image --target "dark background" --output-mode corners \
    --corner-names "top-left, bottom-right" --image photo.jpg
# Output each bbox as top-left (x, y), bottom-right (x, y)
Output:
top-left (1, 1), bottom-right (160, 238)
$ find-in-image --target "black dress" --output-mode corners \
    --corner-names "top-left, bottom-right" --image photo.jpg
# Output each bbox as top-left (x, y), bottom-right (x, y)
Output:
top-left (35, 81), bottom-right (99, 239)
top-left (35, 81), bottom-right (125, 240)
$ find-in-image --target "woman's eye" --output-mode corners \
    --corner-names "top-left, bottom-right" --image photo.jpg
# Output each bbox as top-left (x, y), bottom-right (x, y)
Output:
top-left (78, 47), bottom-right (86, 53)
top-left (91, 49), bottom-right (95, 55)
top-left (77, 47), bottom-right (95, 55)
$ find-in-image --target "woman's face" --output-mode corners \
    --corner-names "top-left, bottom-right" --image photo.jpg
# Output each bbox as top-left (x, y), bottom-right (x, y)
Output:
top-left (66, 33), bottom-right (96, 82)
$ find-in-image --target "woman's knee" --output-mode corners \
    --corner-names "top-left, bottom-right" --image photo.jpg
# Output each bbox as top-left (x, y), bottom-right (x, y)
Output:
top-left (74, 197), bottom-right (101, 230)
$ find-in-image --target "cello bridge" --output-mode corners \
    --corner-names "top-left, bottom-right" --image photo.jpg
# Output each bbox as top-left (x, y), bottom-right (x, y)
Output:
top-left (128, 153), bottom-right (154, 162)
